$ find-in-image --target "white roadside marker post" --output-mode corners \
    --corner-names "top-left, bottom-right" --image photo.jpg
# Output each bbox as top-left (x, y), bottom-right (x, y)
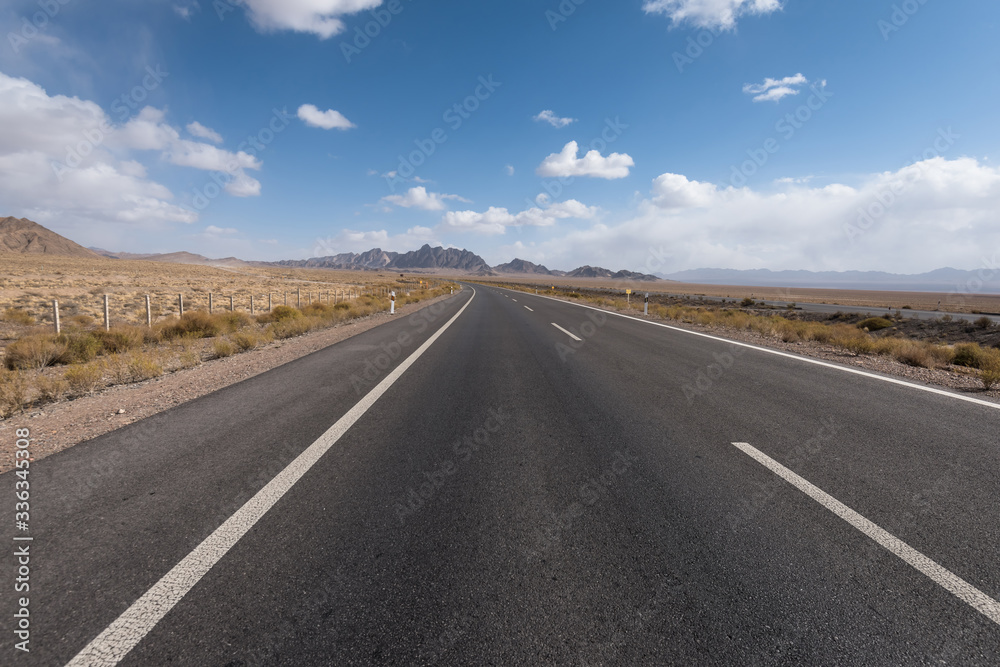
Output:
top-left (53, 300), bottom-right (60, 334)
top-left (145, 295), bottom-right (151, 327)
top-left (390, 291), bottom-right (396, 315)
top-left (644, 293), bottom-right (649, 316)
top-left (104, 294), bottom-right (110, 331)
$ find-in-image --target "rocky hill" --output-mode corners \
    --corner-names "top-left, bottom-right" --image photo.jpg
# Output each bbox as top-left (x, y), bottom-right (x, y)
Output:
top-left (0, 217), bottom-right (100, 257)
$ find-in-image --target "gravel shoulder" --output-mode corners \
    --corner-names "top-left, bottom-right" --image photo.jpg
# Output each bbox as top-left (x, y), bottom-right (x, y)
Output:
top-left (0, 292), bottom-right (459, 473)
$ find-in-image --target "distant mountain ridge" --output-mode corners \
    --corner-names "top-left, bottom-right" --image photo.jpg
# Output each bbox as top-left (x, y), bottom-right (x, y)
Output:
top-left (663, 267), bottom-right (1000, 292)
top-left (1, 217), bottom-right (99, 257)
top-left (272, 244), bottom-right (490, 273)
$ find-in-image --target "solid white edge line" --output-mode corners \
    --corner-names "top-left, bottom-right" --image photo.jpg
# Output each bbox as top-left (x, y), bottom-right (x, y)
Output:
top-left (66, 289), bottom-right (477, 667)
top-left (732, 441), bottom-right (1000, 627)
top-left (494, 286), bottom-right (1000, 412)
top-left (551, 322), bottom-right (582, 341)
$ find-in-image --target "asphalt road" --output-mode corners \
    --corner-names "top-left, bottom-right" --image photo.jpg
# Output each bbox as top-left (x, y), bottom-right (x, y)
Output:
top-left (4, 284), bottom-right (1000, 665)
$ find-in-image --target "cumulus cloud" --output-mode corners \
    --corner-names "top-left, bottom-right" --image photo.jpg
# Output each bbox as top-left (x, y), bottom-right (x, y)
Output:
top-left (533, 110), bottom-right (577, 128)
top-left (233, 0), bottom-right (383, 38)
top-left (0, 71), bottom-right (268, 241)
top-left (743, 73), bottom-right (808, 102)
top-left (643, 0), bottom-right (782, 29)
top-left (312, 225), bottom-right (439, 256)
top-left (524, 157), bottom-right (1000, 275)
top-left (186, 121), bottom-right (223, 143)
top-left (381, 186), bottom-right (470, 211)
top-left (536, 141), bottom-right (634, 180)
top-left (505, 165), bottom-right (515, 176)
top-left (297, 103), bottom-right (356, 130)
top-left (440, 198), bottom-right (599, 235)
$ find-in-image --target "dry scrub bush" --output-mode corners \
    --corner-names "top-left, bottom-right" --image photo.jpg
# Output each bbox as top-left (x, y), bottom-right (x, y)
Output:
top-left (212, 338), bottom-right (237, 358)
top-left (35, 374), bottom-right (69, 402)
top-left (103, 352), bottom-right (162, 384)
top-left (0, 369), bottom-right (29, 417)
top-left (64, 363), bottom-right (103, 395)
top-left (2, 308), bottom-right (35, 326)
top-left (4, 334), bottom-right (67, 370)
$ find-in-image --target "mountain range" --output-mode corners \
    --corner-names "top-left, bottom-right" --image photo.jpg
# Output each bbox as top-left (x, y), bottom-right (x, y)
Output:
top-left (4, 216), bottom-right (997, 292)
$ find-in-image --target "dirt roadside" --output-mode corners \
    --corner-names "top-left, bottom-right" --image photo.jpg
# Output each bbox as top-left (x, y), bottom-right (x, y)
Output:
top-left (0, 292), bottom-right (460, 473)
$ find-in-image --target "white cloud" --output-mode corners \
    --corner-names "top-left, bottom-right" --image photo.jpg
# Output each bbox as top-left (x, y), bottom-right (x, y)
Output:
top-left (204, 225), bottom-right (238, 236)
top-left (381, 186), bottom-right (470, 211)
top-left (234, 0), bottom-right (383, 38)
top-left (505, 164), bottom-right (515, 176)
top-left (186, 121), bottom-right (223, 143)
top-left (523, 157), bottom-right (1000, 274)
top-left (0, 73), bottom-right (195, 230)
top-left (297, 103), bottom-right (356, 130)
top-left (643, 0), bottom-right (781, 29)
top-left (533, 110), bottom-right (577, 128)
top-left (440, 198), bottom-right (598, 235)
top-left (537, 141), bottom-right (634, 180)
top-left (651, 172), bottom-right (720, 208)
top-left (743, 73), bottom-right (808, 102)
top-left (173, 3), bottom-right (200, 21)
top-left (312, 225), bottom-right (439, 256)
top-left (0, 71), bottom-right (270, 243)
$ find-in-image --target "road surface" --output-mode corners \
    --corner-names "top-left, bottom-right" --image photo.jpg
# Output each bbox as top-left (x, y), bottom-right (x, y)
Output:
top-left (4, 285), bottom-right (999, 665)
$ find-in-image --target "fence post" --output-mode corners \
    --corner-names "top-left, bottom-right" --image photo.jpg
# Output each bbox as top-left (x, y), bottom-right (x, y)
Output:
top-left (284, 292), bottom-right (287, 307)
top-left (251, 295), bottom-right (255, 315)
top-left (230, 295), bottom-right (234, 312)
top-left (209, 292), bottom-right (213, 314)
top-left (178, 293), bottom-right (184, 317)
top-left (52, 299), bottom-right (60, 334)
top-left (104, 294), bottom-right (110, 331)
top-left (146, 295), bottom-right (151, 327)
top-left (297, 289), bottom-right (301, 308)
top-left (268, 293), bottom-right (272, 312)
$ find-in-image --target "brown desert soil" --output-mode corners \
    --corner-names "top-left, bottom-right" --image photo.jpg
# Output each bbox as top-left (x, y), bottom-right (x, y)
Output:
top-left (0, 292), bottom-right (456, 473)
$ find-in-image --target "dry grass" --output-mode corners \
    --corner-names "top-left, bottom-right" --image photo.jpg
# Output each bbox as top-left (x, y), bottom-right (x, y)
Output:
top-left (0, 277), bottom-right (456, 415)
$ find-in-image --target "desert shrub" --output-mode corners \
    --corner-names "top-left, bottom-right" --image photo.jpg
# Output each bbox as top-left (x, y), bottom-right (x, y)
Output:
top-left (160, 311), bottom-right (223, 339)
top-left (301, 303), bottom-right (335, 318)
top-left (975, 316), bottom-right (993, 329)
top-left (35, 374), bottom-right (69, 402)
top-left (857, 317), bottom-right (893, 332)
top-left (953, 343), bottom-right (991, 369)
top-left (64, 363), bottom-right (103, 395)
top-left (2, 308), bottom-right (35, 326)
top-left (232, 328), bottom-right (272, 352)
top-left (740, 297), bottom-right (755, 307)
top-left (257, 305), bottom-right (301, 324)
top-left (4, 334), bottom-right (67, 370)
top-left (982, 360), bottom-right (1000, 390)
top-left (56, 332), bottom-right (102, 364)
top-left (891, 340), bottom-right (933, 368)
top-left (212, 338), bottom-right (237, 358)
top-left (67, 314), bottom-right (95, 328)
top-left (97, 326), bottom-right (146, 353)
top-left (268, 317), bottom-right (315, 340)
top-left (0, 369), bottom-right (29, 417)
top-left (834, 335), bottom-right (874, 356)
top-left (218, 311), bottom-right (253, 331)
top-left (103, 352), bottom-right (162, 384)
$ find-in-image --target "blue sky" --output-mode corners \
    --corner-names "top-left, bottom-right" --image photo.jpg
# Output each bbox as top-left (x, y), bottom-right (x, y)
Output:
top-left (1, 0), bottom-right (998, 274)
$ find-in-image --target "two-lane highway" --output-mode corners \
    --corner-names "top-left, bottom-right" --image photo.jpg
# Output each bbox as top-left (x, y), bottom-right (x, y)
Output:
top-left (4, 284), bottom-right (999, 665)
